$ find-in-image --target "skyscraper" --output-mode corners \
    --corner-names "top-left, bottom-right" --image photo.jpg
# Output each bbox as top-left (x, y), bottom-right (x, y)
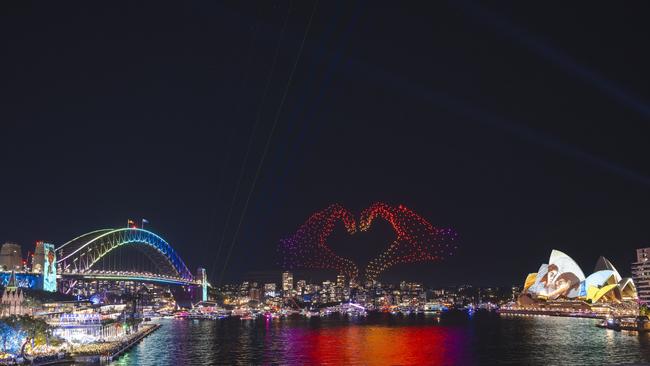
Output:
top-left (0, 243), bottom-right (22, 271)
top-left (336, 274), bottom-right (346, 288)
top-left (264, 283), bottom-right (277, 297)
top-left (296, 280), bottom-right (306, 295)
top-left (632, 248), bottom-right (650, 304)
top-left (249, 287), bottom-right (261, 302)
top-left (282, 271), bottom-right (293, 296)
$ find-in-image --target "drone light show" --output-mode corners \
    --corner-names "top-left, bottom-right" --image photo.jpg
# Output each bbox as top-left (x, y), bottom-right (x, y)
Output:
top-left (279, 203), bottom-right (360, 280)
top-left (360, 202), bottom-right (458, 281)
top-left (279, 202), bottom-right (458, 281)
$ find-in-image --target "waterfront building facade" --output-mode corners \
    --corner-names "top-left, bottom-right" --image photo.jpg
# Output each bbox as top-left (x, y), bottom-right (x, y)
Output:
top-left (632, 247), bottom-right (650, 305)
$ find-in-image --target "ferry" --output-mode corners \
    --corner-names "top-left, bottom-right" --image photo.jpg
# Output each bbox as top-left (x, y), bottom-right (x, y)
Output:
top-left (174, 311), bottom-right (190, 319)
top-left (424, 302), bottom-right (448, 313)
top-left (597, 316), bottom-right (650, 332)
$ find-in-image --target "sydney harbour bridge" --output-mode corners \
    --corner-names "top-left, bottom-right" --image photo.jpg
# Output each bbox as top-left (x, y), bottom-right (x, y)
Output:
top-left (10, 227), bottom-right (208, 302)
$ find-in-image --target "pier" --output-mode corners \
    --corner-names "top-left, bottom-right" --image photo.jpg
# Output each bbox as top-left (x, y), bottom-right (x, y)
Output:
top-left (71, 323), bottom-right (160, 364)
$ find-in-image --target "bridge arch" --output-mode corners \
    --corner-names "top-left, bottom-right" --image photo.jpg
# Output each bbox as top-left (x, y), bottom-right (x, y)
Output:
top-left (56, 228), bottom-right (194, 281)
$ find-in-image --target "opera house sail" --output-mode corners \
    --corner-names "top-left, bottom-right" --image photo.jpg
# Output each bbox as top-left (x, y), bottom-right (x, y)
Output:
top-left (506, 250), bottom-right (638, 317)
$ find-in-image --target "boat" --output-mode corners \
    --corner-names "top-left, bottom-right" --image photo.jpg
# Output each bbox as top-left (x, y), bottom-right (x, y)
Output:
top-left (174, 311), bottom-right (189, 319)
top-left (597, 316), bottom-right (650, 332)
top-left (424, 302), bottom-right (448, 313)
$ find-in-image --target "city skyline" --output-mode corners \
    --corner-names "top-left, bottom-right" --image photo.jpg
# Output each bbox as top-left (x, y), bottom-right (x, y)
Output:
top-left (3, 2), bottom-right (650, 287)
top-left (2, 2), bottom-right (650, 364)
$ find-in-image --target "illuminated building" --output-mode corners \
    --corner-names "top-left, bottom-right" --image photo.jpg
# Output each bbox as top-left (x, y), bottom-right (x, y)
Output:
top-left (263, 283), bottom-right (276, 297)
top-left (0, 242), bottom-right (22, 271)
top-left (510, 250), bottom-right (638, 316)
top-left (32, 241), bottom-right (46, 273)
top-left (335, 275), bottom-right (346, 301)
top-left (336, 274), bottom-right (346, 288)
top-left (249, 288), bottom-right (261, 302)
top-left (32, 242), bottom-right (57, 292)
top-left (282, 271), bottom-right (293, 296)
top-left (296, 280), bottom-right (306, 294)
top-left (632, 247), bottom-right (650, 305)
top-left (1, 271), bottom-right (27, 316)
top-left (239, 281), bottom-right (250, 297)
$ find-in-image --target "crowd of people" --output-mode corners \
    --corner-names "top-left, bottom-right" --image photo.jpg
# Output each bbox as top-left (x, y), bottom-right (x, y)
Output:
top-left (71, 323), bottom-right (153, 358)
top-left (72, 340), bottom-right (127, 357)
top-left (0, 324), bottom-right (155, 365)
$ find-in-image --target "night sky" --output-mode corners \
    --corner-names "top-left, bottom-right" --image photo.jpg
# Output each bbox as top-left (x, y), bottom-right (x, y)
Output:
top-left (2, 2), bottom-right (650, 287)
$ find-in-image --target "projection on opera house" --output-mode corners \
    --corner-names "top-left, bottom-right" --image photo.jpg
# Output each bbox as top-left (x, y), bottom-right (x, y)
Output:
top-left (520, 250), bottom-right (637, 303)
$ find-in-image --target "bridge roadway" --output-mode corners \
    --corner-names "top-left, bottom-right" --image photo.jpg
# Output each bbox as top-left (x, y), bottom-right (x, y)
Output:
top-left (59, 270), bottom-right (200, 287)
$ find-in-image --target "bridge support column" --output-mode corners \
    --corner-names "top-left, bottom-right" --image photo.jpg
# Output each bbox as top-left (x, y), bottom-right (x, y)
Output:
top-left (197, 267), bottom-right (207, 302)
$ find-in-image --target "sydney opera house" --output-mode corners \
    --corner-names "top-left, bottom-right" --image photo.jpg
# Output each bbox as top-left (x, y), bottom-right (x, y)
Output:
top-left (504, 250), bottom-right (638, 317)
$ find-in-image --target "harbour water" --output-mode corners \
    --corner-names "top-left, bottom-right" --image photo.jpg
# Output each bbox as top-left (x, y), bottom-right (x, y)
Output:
top-left (109, 312), bottom-right (650, 365)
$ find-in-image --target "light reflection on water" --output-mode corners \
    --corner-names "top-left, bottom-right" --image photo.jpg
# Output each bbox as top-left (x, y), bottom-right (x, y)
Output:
top-left (107, 313), bottom-right (650, 365)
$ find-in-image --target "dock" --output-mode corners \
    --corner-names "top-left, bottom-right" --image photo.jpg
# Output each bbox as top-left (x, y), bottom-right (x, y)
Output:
top-left (72, 323), bottom-right (161, 364)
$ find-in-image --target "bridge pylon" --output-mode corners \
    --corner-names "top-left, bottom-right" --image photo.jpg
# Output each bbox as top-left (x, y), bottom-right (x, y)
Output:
top-left (197, 267), bottom-right (208, 302)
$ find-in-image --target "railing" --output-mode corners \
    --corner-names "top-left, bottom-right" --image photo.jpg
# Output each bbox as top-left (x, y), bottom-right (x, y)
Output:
top-left (60, 270), bottom-right (199, 285)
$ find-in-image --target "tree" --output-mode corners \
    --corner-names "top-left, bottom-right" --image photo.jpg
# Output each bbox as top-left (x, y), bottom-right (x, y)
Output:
top-left (15, 316), bottom-right (50, 358)
top-left (0, 318), bottom-right (13, 353)
top-left (0, 316), bottom-right (25, 356)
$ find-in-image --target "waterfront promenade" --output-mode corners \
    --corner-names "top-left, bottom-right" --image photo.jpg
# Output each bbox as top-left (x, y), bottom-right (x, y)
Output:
top-left (71, 323), bottom-right (160, 364)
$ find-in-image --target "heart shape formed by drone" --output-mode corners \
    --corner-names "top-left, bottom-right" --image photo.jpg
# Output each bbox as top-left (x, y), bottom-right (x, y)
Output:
top-left (278, 202), bottom-right (458, 282)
